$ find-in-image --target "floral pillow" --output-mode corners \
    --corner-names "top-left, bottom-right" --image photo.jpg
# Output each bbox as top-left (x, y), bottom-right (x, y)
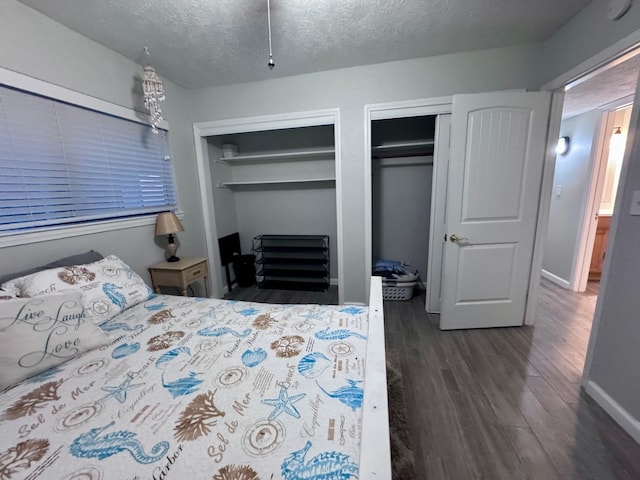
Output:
top-left (1, 255), bottom-right (153, 324)
top-left (0, 291), bottom-right (110, 390)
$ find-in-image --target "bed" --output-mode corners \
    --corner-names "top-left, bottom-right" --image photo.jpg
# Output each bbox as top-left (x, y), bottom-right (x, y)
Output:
top-left (0, 253), bottom-right (389, 480)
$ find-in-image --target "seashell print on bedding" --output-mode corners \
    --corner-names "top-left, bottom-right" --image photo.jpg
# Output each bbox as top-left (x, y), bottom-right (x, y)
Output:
top-left (212, 464), bottom-right (260, 480)
top-left (147, 331), bottom-right (185, 351)
top-left (58, 266), bottom-right (96, 285)
top-left (270, 335), bottom-right (305, 358)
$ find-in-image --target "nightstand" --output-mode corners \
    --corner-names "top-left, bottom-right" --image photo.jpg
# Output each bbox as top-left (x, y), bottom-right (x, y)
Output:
top-left (148, 257), bottom-right (210, 297)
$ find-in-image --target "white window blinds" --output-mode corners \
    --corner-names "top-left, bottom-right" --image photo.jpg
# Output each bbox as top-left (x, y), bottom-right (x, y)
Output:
top-left (0, 84), bottom-right (177, 233)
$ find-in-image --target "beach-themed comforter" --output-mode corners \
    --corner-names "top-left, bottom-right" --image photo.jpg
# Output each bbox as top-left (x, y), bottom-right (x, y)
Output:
top-left (0, 296), bottom-right (369, 480)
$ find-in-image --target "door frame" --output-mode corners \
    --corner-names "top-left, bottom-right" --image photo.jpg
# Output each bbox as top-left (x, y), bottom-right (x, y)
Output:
top-left (363, 96), bottom-right (452, 308)
top-left (538, 32), bottom-right (640, 366)
top-left (193, 108), bottom-right (344, 301)
top-left (572, 97), bottom-right (635, 292)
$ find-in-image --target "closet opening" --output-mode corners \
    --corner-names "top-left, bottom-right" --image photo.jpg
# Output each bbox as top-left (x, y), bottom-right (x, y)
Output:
top-left (201, 120), bottom-right (340, 305)
top-left (370, 114), bottom-right (444, 309)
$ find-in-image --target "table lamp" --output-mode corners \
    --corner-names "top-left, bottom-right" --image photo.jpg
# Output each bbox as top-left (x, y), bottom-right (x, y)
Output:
top-left (155, 212), bottom-right (184, 262)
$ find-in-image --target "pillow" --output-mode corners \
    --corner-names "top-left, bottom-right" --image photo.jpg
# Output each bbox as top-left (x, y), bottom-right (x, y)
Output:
top-left (2, 255), bottom-right (152, 324)
top-left (0, 250), bottom-right (104, 286)
top-left (0, 291), bottom-right (110, 390)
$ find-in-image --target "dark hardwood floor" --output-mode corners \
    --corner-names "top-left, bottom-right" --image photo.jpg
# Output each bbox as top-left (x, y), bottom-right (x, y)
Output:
top-left (384, 280), bottom-right (640, 480)
top-left (224, 284), bottom-right (339, 304)
top-left (223, 280), bottom-right (640, 479)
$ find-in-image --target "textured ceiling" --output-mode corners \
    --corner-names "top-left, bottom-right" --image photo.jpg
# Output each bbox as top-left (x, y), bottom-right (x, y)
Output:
top-left (563, 54), bottom-right (640, 118)
top-left (18, 0), bottom-right (592, 90)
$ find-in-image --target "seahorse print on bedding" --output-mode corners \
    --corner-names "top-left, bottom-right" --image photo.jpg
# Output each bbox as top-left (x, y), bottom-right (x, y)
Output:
top-left (69, 421), bottom-right (169, 464)
top-left (0, 438), bottom-right (49, 479)
top-left (314, 327), bottom-right (366, 341)
top-left (281, 440), bottom-right (359, 480)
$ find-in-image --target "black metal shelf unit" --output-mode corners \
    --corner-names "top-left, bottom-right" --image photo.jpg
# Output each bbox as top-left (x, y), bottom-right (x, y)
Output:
top-left (253, 234), bottom-right (330, 291)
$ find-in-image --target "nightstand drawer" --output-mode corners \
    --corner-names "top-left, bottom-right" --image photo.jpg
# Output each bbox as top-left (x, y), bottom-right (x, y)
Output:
top-left (184, 262), bottom-right (206, 282)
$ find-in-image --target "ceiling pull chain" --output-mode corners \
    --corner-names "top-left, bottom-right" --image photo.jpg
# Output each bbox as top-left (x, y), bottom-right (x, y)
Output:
top-left (267, 0), bottom-right (275, 69)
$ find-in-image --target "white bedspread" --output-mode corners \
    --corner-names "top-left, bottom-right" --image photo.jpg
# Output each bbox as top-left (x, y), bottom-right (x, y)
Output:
top-left (0, 295), bottom-right (369, 480)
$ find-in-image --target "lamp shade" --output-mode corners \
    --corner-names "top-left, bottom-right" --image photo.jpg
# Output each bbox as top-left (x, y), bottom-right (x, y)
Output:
top-left (155, 212), bottom-right (184, 236)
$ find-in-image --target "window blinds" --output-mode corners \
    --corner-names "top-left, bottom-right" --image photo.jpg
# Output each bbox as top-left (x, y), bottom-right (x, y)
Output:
top-left (0, 84), bottom-right (177, 233)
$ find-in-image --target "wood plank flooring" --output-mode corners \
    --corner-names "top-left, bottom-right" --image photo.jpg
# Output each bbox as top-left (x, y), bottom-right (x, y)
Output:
top-left (224, 285), bottom-right (338, 304)
top-left (223, 280), bottom-right (640, 479)
top-left (384, 280), bottom-right (640, 479)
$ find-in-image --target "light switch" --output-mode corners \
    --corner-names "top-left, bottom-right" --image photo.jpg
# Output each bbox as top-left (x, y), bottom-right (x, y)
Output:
top-left (631, 190), bottom-right (640, 215)
top-left (555, 185), bottom-right (563, 197)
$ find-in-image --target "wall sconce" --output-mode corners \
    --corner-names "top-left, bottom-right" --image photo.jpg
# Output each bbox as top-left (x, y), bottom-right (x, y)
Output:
top-left (556, 136), bottom-right (570, 155)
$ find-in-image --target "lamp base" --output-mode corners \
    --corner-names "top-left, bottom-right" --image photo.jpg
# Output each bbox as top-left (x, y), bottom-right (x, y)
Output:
top-left (166, 234), bottom-right (180, 262)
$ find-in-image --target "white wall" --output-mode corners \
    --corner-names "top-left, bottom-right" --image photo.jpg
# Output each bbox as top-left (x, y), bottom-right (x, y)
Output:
top-left (541, 0), bottom-right (640, 86)
top-left (0, 0), bottom-right (205, 293)
top-left (543, 110), bottom-right (602, 284)
top-left (585, 82), bottom-right (640, 431)
top-left (372, 160), bottom-right (432, 279)
top-left (190, 44), bottom-right (543, 302)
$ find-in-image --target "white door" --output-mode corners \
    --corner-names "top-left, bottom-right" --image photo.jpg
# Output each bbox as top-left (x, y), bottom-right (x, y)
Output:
top-left (440, 91), bottom-right (551, 330)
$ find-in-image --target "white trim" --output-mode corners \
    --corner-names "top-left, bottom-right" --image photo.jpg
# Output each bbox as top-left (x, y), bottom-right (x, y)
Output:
top-left (193, 108), bottom-right (344, 303)
top-left (0, 65), bottom-right (168, 130)
top-left (573, 112), bottom-right (611, 292)
top-left (597, 94), bottom-right (635, 113)
top-left (359, 276), bottom-right (391, 479)
top-left (541, 269), bottom-right (571, 289)
top-left (363, 97), bottom-right (453, 301)
top-left (543, 29), bottom-right (640, 91)
top-left (193, 110), bottom-right (336, 136)
top-left (525, 91), bottom-right (565, 325)
top-left (583, 73), bottom-right (640, 385)
top-left (426, 114), bottom-right (451, 313)
top-left (0, 211), bottom-right (184, 249)
top-left (584, 380), bottom-right (640, 445)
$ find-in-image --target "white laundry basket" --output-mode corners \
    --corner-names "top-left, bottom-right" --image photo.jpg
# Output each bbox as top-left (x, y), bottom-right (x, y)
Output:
top-left (381, 269), bottom-right (420, 301)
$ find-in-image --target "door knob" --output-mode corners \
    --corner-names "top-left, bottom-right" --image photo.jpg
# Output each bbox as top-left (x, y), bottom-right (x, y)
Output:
top-left (449, 234), bottom-right (468, 244)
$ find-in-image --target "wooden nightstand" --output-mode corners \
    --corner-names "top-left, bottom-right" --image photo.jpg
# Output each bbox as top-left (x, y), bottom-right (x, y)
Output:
top-left (148, 257), bottom-right (210, 297)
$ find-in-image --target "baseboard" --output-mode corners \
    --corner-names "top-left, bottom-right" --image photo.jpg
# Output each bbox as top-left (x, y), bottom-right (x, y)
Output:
top-left (584, 380), bottom-right (640, 445)
top-left (541, 269), bottom-right (571, 289)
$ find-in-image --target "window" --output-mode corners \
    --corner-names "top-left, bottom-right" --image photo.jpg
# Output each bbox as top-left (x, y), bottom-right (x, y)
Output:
top-left (0, 84), bottom-right (177, 234)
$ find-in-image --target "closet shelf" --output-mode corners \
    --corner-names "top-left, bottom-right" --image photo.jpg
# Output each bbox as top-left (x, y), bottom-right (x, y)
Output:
top-left (372, 140), bottom-right (434, 158)
top-left (217, 178), bottom-right (336, 189)
top-left (217, 147), bottom-right (335, 163)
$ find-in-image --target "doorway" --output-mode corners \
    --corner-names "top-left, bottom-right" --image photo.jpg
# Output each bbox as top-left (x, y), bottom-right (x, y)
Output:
top-left (542, 52), bottom-right (639, 296)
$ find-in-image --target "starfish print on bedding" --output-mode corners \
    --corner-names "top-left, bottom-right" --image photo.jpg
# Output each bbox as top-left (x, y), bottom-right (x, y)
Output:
top-left (262, 387), bottom-right (306, 421)
top-left (99, 375), bottom-right (144, 404)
